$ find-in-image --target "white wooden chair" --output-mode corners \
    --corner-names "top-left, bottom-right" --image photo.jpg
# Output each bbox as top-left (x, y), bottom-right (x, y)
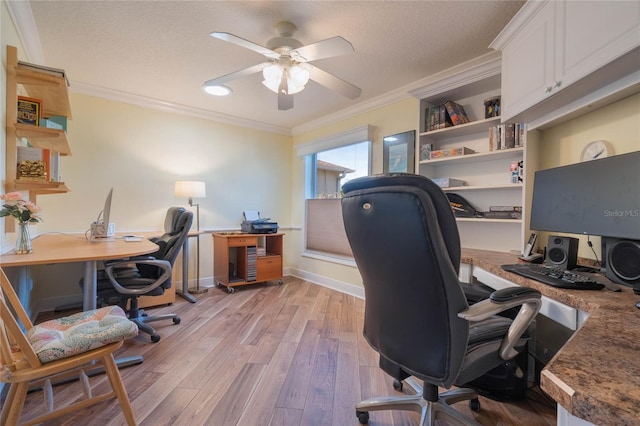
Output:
top-left (0, 267), bottom-right (138, 425)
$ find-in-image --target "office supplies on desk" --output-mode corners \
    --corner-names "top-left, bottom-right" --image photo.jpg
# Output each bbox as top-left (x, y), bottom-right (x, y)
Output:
top-left (502, 264), bottom-right (605, 290)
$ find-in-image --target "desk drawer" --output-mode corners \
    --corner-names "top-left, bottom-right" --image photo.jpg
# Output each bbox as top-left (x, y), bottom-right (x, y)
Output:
top-left (228, 236), bottom-right (258, 247)
top-left (257, 256), bottom-right (282, 281)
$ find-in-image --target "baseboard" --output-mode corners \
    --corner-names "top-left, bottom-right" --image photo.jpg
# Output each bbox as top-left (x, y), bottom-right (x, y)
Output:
top-left (288, 267), bottom-right (365, 299)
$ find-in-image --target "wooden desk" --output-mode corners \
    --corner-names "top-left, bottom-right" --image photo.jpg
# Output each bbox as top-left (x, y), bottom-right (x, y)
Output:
top-left (0, 233), bottom-right (157, 311)
top-left (461, 248), bottom-right (640, 426)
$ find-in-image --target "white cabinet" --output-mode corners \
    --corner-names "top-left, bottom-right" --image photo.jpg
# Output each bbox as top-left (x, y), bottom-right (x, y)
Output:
top-left (492, 0), bottom-right (640, 124)
top-left (409, 54), bottom-right (540, 253)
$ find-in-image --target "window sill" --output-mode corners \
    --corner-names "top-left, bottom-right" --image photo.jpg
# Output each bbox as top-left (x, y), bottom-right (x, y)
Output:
top-left (302, 250), bottom-right (357, 268)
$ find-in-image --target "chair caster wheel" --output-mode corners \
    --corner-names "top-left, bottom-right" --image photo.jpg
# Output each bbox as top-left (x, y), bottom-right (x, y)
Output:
top-left (393, 379), bottom-right (403, 391)
top-left (150, 334), bottom-right (161, 343)
top-left (356, 410), bottom-right (369, 424)
top-left (470, 398), bottom-right (481, 412)
top-left (173, 317), bottom-right (181, 325)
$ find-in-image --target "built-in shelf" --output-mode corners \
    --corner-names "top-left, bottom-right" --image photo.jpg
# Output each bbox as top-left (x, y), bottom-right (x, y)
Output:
top-left (456, 218), bottom-right (523, 224)
top-left (419, 116), bottom-right (502, 141)
top-left (15, 124), bottom-right (71, 155)
top-left (441, 184), bottom-right (523, 192)
top-left (420, 147), bottom-right (524, 166)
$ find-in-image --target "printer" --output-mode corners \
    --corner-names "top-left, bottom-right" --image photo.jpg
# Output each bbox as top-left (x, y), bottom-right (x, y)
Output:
top-left (241, 210), bottom-right (279, 234)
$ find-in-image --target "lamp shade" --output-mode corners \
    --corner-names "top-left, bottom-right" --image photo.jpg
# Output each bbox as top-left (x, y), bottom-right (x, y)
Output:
top-left (175, 181), bottom-right (206, 198)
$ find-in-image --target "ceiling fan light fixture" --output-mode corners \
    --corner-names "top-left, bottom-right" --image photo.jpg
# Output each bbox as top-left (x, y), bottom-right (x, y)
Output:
top-left (262, 63), bottom-right (283, 93)
top-left (203, 84), bottom-right (233, 96)
top-left (262, 63), bottom-right (310, 95)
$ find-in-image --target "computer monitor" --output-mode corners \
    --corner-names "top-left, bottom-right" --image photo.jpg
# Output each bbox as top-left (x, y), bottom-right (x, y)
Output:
top-left (90, 188), bottom-right (114, 239)
top-left (530, 151), bottom-right (640, 239)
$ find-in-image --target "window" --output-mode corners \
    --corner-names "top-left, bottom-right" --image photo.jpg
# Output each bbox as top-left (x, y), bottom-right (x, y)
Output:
top-left (296, 126), bottom-right (374, 259)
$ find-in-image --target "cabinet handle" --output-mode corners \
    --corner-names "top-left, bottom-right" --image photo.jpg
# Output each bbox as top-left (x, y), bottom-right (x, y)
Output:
top-left (554, 81), bottom-right (562, 89)
top-left (545, 86), bottom-right (553, 93)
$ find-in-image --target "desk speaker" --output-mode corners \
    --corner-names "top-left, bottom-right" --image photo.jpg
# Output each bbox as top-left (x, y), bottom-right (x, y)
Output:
top-left (602, 237), bottom-right (640, 286)
top-left (546, 236), bottom-right (578, 270)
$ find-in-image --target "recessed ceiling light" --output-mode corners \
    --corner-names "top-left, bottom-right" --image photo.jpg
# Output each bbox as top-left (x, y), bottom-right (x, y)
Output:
top-left (203, 85), bottom-right (232, 96)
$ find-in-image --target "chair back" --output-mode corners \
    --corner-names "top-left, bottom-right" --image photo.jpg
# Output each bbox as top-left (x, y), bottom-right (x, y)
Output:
top-left (0, 268), bottom-right (43, 376)
top-left (341, 173), bottom-right (469, 388)
top-left (139, 207), bottom-right (193, 287)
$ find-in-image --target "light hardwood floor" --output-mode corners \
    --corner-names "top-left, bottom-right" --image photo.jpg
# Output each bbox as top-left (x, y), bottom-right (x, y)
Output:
top-left (19, 277), bottom-right (556, 425)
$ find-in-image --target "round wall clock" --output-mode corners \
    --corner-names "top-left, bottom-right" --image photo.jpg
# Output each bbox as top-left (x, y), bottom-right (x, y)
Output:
top-left (580, 140), bottom-right (614, 162)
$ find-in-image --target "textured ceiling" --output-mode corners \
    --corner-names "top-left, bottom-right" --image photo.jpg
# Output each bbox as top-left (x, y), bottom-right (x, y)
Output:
top-left (22, 0), bottom-right (525, 133)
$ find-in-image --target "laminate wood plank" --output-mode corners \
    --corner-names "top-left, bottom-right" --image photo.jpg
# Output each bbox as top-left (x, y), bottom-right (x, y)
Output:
top-left (23, 278), bottom-right (556, 426)
top-left (275, 320), bottom-right (323, 410)
top-left (299, 336), bottom-right (338, 425)
top-left (237, 341), bottom-right (299, 425)
top-left (333, 331), bottom-right (362, 425)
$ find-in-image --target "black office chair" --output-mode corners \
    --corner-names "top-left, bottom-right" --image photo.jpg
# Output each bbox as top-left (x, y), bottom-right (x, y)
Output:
top-left (341, 174), bottom-right (541, 425)
top-left (90, 207), bottom-right (193, 343)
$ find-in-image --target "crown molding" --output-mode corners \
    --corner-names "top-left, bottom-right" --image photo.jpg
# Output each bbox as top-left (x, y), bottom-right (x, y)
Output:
top-left (292, 88), bottom-right (411, 136)
top-left (69, 81), bottom-right (292, 136)
top-left (5, 0), bottom-right (45, 63)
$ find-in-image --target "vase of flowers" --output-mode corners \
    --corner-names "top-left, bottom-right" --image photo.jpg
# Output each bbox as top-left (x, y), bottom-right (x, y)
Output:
top-left (1, 192), bottom-right (42, 254)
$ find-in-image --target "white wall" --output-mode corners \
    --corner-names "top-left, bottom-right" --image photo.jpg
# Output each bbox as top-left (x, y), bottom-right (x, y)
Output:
top-left (537, 92), bottom-right (640, 261)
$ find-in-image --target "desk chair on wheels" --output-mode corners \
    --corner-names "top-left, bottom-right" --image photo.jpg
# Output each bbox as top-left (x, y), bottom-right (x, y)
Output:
top-left (84, 207), bottom-right (193, 343)
top-left (341, 174), bottom-right (541, 425)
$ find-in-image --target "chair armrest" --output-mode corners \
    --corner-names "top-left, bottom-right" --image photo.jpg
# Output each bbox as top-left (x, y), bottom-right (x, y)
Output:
top-left (458, 286), bottom-right (542, 360)
top-left (104, 256), bottom-right (154, 267)
top-left (105, 259), bottom-right (172, 295)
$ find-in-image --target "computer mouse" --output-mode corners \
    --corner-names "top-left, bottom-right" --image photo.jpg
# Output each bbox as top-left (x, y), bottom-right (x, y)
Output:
top-left (636, 301), bottom-right (640, 309)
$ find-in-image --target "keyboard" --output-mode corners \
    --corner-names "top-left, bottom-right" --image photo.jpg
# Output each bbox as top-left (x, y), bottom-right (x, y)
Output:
top-left (501, 264), bottom-right (605, 290)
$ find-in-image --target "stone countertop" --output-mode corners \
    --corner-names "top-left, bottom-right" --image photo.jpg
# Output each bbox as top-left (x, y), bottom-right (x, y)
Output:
top-left (461, 248), bottom-right (640, 426)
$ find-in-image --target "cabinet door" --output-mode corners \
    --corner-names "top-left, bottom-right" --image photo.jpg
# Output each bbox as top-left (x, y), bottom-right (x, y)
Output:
top-left (500, 1), bottom-right (555, 121)
top-left (557, 1), bottom-right (640, 89)
top-left (257, 256), bottom-right (282, 282)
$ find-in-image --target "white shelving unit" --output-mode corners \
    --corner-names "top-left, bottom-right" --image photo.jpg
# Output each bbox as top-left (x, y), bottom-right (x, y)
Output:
top-left (410, 54), bottom-right (539, 253)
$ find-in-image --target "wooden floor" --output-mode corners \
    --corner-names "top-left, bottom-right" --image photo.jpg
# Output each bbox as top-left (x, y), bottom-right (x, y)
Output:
top-left (18, 277), bottom-right (556, 425)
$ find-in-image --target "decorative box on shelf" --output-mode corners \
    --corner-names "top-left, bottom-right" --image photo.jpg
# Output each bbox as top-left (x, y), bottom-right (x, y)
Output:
top-left (431, 177), bottom-right (466, 188)
top-left (429, 147), bottom-right (475, 160)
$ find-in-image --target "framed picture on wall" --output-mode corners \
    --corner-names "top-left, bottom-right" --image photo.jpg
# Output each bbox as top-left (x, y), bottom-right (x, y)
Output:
top-left (383, 130), bottom-right (415, 174)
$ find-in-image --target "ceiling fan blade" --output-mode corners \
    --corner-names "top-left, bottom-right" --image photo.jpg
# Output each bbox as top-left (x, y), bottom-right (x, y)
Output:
top-left (210, 32), bottom-right (280, 59)
top-left (291, 36), bottom-right (355, 62)
top-left (203, 62), bottom-right (270, 87)
top-left (278, 92), bottom-right (294, 110)
top-left (278, 74), bottom-right (294, 110)
top-left (308, 66), bottom-right (362, 100)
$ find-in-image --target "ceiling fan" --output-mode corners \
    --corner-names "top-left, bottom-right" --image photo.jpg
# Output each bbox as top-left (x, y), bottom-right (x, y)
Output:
top-left (203, 21), bottom-right (362, 110)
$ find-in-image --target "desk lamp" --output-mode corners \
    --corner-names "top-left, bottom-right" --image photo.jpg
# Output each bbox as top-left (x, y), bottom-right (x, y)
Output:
top-left (174, 180), bottom-right (206, 293)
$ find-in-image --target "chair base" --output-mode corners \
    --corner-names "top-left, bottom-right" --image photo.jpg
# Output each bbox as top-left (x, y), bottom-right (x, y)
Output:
top-left (129, 310), bottom-right (180, 343)
top-left (355, 378), bottom-right (481, 426)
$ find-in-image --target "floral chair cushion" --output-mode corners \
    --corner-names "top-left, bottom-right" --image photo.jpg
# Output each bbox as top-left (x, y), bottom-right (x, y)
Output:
top-left (27, 305), bottom-right (138, 364)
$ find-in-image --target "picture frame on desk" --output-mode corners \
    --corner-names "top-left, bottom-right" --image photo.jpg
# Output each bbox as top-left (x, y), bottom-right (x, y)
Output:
top-left (383, 130), bottom-right (415, 174)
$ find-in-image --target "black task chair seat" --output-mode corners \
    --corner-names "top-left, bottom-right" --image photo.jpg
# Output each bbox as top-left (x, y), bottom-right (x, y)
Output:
top-left (82, 207), bottom-right (193, 343)
top-left (341, 174), bottom-right (541, 425)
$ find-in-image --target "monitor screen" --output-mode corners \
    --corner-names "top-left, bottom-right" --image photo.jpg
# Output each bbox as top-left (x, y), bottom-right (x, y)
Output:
top-left (530, 151), bottom-right (640, 239)
top-left (91, 188), bottom-right (114, 238)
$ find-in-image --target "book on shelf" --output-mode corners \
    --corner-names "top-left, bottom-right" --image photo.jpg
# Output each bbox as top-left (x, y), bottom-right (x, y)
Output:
top-left (17, 60), bottom-right (69, 86)
top-left (443, 100), bottom-right (470, 126)
top-left (17, 96), bottom-right (43, 126)
top-left (489, 122), bottom-right (525, 151)
top-left (504, 123), bottom-right (516, 149)
top-left (489, 206), bottom-right (522, 212)
top-left (483, 211), bottom-right (522, 219)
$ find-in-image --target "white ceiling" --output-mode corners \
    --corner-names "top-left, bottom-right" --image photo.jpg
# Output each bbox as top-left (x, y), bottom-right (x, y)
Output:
top-left (13, 1), bottom-right (525, 134)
